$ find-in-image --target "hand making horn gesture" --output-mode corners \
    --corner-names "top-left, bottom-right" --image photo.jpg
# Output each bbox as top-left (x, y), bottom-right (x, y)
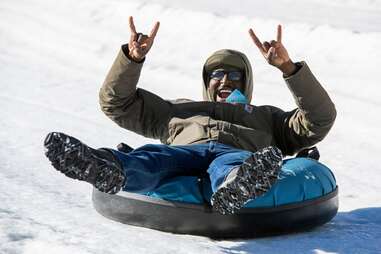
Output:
top-left (128, 16), bottom-right (160, 62)
top-left (249, 25), bottom-right (296, 76)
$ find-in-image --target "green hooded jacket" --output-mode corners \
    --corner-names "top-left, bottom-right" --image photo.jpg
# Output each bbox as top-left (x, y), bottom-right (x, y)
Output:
top-left (99, 45), bottom-right (336, 156)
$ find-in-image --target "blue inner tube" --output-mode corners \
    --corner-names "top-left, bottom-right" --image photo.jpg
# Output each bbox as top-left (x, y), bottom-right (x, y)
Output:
top-left (92, 157), bottom-right (338, 238)
top-left (144, 158), bottom-right (337, 207)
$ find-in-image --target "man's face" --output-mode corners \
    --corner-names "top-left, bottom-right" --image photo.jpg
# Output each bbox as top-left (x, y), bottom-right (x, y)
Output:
top-left (207, 68), bottom-right (245, 102)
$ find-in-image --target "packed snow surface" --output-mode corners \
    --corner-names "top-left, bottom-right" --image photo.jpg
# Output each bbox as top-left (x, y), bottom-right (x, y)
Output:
top-left (1, 0), bottom-right (380, 253)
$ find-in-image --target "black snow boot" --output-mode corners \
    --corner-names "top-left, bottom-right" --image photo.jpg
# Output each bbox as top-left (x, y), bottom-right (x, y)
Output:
top-left (211, 146), bottom-right (283, 215)
top-left (44, 132), bottom-right (126, 194)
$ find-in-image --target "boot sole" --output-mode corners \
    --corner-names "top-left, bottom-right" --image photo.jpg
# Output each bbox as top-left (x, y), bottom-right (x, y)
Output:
top-left (44, 132), bottom-right (125, 194)
top-left (211, 146), bottom-right (282, 215)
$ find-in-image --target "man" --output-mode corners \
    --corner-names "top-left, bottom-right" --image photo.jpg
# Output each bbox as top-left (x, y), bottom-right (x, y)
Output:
top-left (44, 17), bottom-right (336, 215)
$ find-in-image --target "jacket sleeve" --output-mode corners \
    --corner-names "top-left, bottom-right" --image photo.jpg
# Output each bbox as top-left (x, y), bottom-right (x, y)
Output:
top-left (272, 61), bottom-right (337, 156)
top-left (99, 45), bottom-right (172, 141)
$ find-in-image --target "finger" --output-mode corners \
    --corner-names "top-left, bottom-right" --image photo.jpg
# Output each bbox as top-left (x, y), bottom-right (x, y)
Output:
top-left (138, 38), bottom-right (150, 51)
top-left (129, 34), bottom-right (138, 48)
top-left (134, 48), bottom-right (143, 57)
top-left (266, 47), bottom-right (276, 63)
top-left (248, 28), bottom-right (266, 54)
top-left (141, 44), bottom-right (150, 53)
top-left (137, 33), bottom-right (148, 43)
top-left (128, 16), bottom-right (138, 46)
top-left (270, 40), bottom-right (281, 48)
top-left (263, 41), bottom-right (271, 51)
top-left (277, 24), bottom-right (282, 43)
top-left (130, 34), bottom-right (138, 47)
top-left (132, 41), bottom-right (140, 48)
top-left (129, 16), bottom-right (137, 34)
top-left (149, 21), bottom-right (160, 39)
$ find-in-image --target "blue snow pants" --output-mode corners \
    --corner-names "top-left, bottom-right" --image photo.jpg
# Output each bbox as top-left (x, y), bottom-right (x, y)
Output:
top-left (111, 142), bottom-right (252, 193)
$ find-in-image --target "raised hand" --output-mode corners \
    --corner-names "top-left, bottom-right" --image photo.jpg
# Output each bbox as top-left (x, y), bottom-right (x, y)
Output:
top-left (249, 25), bottom-right (296, 75)
top-left (128, 16), bottom-right (160, 62)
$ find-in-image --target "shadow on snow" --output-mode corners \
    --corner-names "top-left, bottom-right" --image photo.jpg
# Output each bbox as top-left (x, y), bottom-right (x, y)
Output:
top-left (219, 207), bottom-right (381, 254)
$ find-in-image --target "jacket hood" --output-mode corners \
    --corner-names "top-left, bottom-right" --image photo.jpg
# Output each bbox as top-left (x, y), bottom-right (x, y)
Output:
top-left (202, 49), bottom-right (253, 103)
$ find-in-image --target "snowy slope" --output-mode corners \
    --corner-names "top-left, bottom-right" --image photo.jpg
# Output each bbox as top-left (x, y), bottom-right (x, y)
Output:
top-left (1, 0), bottom-right (381, 253)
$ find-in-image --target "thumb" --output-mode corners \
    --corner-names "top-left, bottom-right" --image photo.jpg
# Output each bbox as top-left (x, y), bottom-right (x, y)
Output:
top-left (266, 47), bottom-right (276, 63)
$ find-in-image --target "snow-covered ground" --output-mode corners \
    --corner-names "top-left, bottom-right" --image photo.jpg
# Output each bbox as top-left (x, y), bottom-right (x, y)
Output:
top-left (1, 0), bottom-right (381, 253)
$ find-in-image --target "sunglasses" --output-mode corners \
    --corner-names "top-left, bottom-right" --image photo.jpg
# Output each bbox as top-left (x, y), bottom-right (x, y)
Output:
top-left (210, 70), bottom-right (243, 81)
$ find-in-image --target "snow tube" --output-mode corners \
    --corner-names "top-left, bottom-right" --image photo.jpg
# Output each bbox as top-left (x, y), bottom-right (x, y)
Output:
top-left (92, 158), bottom-right (338, 238)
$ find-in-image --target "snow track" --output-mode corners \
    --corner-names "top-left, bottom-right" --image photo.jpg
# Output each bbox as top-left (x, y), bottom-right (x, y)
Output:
top-left (1, 0), bottom-right (380, 253)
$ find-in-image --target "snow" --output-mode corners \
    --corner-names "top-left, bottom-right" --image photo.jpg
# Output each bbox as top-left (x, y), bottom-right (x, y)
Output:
top-left (1, 0), bottom-right (380, 253)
